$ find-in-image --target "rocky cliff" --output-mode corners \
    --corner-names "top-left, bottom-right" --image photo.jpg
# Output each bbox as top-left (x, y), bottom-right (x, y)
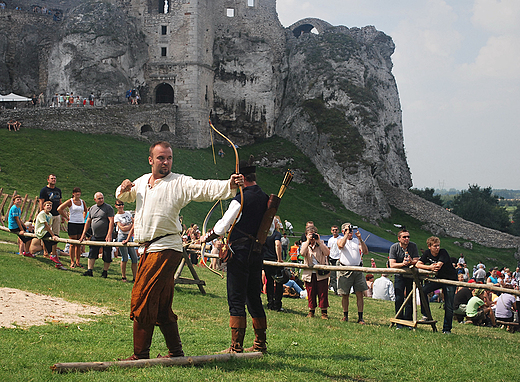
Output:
top-left (0, 0), bottom-right (411, 221)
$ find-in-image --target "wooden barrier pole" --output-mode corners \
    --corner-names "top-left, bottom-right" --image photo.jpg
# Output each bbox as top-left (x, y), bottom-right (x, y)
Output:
top-left (51, 352), bottom-right (263, 373)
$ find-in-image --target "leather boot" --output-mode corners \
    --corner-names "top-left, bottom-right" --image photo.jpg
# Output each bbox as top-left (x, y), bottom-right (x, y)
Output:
top-left (219, 316), bottom-right (246, 353)
top-left (121, 320), bottom-right (155, 360)
top-left (157, 321), bottom-right (185, 358)
top-left (244, 317), bottom-right (267, 353)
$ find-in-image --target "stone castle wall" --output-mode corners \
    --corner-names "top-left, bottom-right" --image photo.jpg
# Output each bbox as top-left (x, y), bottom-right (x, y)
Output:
top-left (0, 105), bottom-right (190, 145)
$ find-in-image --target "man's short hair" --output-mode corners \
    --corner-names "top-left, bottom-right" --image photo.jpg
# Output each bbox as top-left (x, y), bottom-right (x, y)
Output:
top-left (305, 225), bottom-right (317, 234)
top-left (149, 141), bottom-right (172, 156)
top-left (398, 229), bottom-right (409, 238)
top-left (331, 225), bottom-right (338, 230)
top-left (47, 174), bottom-right (56, 180)
top-left (341, 222), bottom-right (351, 232)
top-left (426, 236), bottom-right (440, 247)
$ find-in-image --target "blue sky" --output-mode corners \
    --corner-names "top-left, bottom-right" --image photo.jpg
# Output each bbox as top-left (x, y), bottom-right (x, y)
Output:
top-left (277, 0), bottom-right (520, 190)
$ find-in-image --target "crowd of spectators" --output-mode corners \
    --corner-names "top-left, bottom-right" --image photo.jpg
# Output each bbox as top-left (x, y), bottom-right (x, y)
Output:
top-left (7, 186), bottom-right (519, 331)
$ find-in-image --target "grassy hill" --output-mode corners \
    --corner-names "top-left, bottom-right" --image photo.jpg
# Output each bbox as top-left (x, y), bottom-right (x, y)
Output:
top-left (0, 128), bottom-right (517, 269)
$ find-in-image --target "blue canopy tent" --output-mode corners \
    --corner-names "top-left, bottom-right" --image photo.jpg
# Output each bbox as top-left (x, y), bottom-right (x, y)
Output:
top-left (321, 227), bottom-right (393, 254)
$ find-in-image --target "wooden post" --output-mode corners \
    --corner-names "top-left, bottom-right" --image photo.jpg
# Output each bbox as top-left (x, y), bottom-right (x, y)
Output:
top-left (51, 352), bottom-right (263, 373)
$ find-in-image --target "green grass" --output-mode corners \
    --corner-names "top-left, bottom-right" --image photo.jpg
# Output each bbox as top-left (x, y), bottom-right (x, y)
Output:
top-left (0, 244), bottom-right (519, 381)
top-left (0, 128), bottom-right (517, 271)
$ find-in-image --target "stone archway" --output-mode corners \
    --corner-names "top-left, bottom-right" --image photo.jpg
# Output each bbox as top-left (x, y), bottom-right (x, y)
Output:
top-left (160, 124), bottom-right (170, 132)
top-left (141, 124), bottom-right (153, 134)
top-left (289, 18), bottom-right (333, 38)
top-left (156, 83), bottom-right (174, 104)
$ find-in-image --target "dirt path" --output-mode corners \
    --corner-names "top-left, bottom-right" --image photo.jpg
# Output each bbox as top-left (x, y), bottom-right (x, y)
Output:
top-left (0, 287), bottom-right (113, 329)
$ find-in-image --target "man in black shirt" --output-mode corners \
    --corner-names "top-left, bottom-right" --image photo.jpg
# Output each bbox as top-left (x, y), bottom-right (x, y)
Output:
top-left (263, 218), bottom-right (283, 311)
top-left (416, 236), bottom-right (458, 334)
top-left (39, 174), bottom-right (62, 236)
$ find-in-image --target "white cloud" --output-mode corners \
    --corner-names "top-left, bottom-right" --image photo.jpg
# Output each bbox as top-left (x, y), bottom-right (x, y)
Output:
top-left (472, 0), bottom-right (520, 33)
top-left (459, 34), bottom-right (520, 79)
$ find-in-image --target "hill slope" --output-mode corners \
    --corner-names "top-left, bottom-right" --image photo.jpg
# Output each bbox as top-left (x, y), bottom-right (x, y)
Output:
top-left (0, 128), bottom-right (516, 268)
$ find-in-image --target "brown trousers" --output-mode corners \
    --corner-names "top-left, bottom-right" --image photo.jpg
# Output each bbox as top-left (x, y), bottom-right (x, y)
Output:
top-left (130, 249), bottom-right (183, 325)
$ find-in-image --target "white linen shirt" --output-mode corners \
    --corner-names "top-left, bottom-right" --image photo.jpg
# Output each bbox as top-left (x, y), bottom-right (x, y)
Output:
top-left (116, 172), bottom-right (235, 253)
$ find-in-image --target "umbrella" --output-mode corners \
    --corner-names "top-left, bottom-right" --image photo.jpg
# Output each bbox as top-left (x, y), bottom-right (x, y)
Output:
top-left (0, 93), bottom-right (32, 102)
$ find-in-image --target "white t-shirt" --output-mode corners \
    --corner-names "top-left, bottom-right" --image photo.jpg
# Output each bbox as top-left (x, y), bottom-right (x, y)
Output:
top-left (114, 211), bottom-right (133, 233)
top-left (327, 235), bottom-right (341, 260)
top-left (338, 238), bottom-right (361, 266)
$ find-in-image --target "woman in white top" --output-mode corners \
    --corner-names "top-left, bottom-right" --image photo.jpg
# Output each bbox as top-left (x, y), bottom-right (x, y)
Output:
top-left (58, 187), bottom-right (87, 268)
top-left (114, 200), bottom-right (138, 282)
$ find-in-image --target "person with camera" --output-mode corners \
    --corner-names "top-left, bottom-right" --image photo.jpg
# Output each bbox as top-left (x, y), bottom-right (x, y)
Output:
top-left (388, 229), bottom-right (420, 326)
top-left (300, 225), bottom-right (330, 319)
top-left (337, 223), bottom-right (369, 324)
top-left (263, 217), bottom-right (284, 311)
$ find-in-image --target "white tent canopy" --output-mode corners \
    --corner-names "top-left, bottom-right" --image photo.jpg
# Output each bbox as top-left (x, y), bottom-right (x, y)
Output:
top-left (0, 93), bottom-right (32, 102)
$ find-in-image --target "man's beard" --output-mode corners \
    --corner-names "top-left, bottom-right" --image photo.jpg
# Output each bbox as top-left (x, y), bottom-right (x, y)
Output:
top-left (158, 167), bottom-right (170, 176)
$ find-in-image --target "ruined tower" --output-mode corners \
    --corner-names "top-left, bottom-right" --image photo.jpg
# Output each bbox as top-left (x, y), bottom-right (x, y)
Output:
top-left (126, 0), bottom-right (284, 146)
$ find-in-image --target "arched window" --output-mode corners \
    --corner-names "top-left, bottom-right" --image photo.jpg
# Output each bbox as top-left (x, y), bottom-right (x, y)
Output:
top-left (160, 124), bottom-right (170, 132)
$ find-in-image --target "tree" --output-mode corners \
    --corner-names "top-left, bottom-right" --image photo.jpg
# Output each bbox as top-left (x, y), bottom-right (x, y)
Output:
top-left (510, 207), bottom-right (520, 237)
top-left (452, 185), bottom-right (510, 232)
top-left (410, 187), bottom-right (443, 206)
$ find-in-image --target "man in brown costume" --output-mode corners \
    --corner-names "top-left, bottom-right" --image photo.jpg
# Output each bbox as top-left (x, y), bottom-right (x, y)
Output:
top-left (116, 141), bottom-right (242, 359)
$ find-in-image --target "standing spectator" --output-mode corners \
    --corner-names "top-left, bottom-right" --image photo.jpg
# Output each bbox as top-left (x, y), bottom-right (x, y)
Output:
top-left (337, 223), bottom-right (369, 324)
top-left (263, 217), bottom-right (284, 311)
top-left (117, 141), bottom-right (240, 359)
top-left (114, 200), bottom-right (138, 282)
top-left (280, 232), bottom-right (289, 260)
top-left (79, 192), bottom-right (114, 278)
top-left (38, 92), bottom-right (44, 107)
top-left (327, 225), bottom-right (341, 294)
top-left (486, 268), bottom-right (501, 286)
top-left (300, 221), bottom-right (314, 243)
top-left (300, 226), bottom-right (330, 319)
top-left (89, 92), bottom-right (95, 106)
top-left (51, 93), bottom-right (58, 107)
top-left (415, 236), bottom-right (458, 334)
top-left (372, 274), bottom-right (395, 301)
top-left (284, 220), bottom-right (294, 236)
top-left (457, 253), bottom-right (465, 265)
top-left (39, 174), bottom-right (62, 237)
top-left (474, 264), bottom-right (486, 283)
top-left (35, 201), bottom-right (65, 269)
top-left (388, 229), bottom-right (420, 324)
top-left (57, 187), bottom-right (87, 268)
top-left (8, 195), bottom-right (33, 257)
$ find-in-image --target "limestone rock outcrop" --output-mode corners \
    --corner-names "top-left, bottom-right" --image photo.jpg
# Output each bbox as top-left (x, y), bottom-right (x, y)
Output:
top-left (1, 0), bottom-right (411, 220)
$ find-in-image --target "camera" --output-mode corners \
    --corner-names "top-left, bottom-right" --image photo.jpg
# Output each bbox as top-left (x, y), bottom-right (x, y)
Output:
top-left (312, 233), bottom-right (319, 240)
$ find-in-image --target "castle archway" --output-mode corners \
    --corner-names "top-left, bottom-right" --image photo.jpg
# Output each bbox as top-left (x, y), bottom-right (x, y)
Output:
top-left (141, 124), bottom-right (153, 134)
top-left (155, 83), bottom-right (174, 104)
top-left (289, 18), bottom-right (332, 38)
top-left (160, 124), bottom-right (170, 132)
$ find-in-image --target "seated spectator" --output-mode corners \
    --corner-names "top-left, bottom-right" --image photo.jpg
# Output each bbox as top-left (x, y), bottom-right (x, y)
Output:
top-left (453, 274), bottom-right (472, 322)
top-left (364, 274), bottom-right (374, 298)
top-left (35, 201), bottom-right (66, 270)
top-left (466, 288), bottom-right (496, 327)
top-left (494, 286), bottom-right (517, 328)
top-left (372, 274), bottom-right (395, 301)
top-left (8, 195), bottom-right (33, 257)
